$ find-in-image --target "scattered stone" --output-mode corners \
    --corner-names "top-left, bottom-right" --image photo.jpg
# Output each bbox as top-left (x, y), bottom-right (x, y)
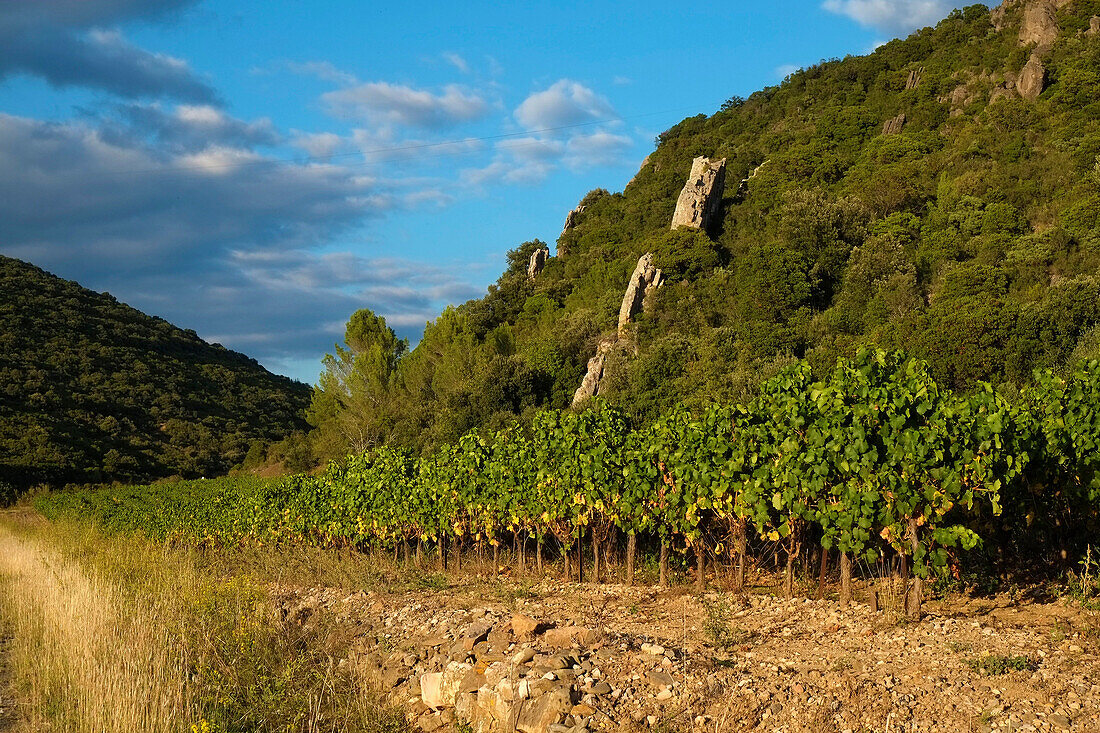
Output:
top-left (512, 613), bottom-right (545, 641)
top-left (589, 681), bottom-right (612, 696)
top-left (646, 669), bottom-right (675, 689)
top-left (417, 711), bottom-right (445, 732)
top-left (543, 626), bottom-right (599, 649)
top-left (420, 662), bottom-right (473, 710)
top-left (516, 685), bottom-right (576, 733)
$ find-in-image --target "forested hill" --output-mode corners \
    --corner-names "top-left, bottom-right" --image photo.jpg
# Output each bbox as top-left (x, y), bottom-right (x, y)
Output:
top-left (0, 256), bottom-right (311, 490)
top-left (310, 0), bottom-right (1100, 458)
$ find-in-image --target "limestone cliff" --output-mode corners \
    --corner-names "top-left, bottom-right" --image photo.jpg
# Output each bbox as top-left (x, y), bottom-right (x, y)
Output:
top-left (670, 157), bottom-right (726, 231)
top-left (735, 160), bottom-right (769, 200)
top-left (572, 253), bottom-right (664, 406)
top-left (1017, 53), bottom-right (1046, 100)
top-left (882, 113), bottom-right (906, 136)
top-left (1019, 0), bottom-right (1061, 47)
top-left (561, 205), bottom-right (585, 237)
top-left (527, 246), bottom-right (549, 280)
top-left (571, 338), bottom-right (614, 405)
top-left (617, 253), bottom-right (663, 334)
top-left (904, 67), bottom-right (924, 91)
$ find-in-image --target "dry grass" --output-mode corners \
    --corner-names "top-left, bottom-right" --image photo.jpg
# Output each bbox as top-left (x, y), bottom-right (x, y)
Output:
top-left (0, 522), bottom-right (190, 732)
top-left (0, 515), bottom-right (408, 733)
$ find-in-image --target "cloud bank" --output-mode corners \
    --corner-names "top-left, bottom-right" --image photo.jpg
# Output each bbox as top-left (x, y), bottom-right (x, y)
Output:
top-left (0, 0), bottom-right (218, 102)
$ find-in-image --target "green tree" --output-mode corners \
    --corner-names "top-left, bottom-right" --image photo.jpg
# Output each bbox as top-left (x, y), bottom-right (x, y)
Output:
top-left (308, 309), bottom-right (407, 458)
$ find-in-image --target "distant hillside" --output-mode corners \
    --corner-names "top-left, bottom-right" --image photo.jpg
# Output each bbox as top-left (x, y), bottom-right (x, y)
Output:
top-left (309, 0), bottom-right (1100, 457)
top-left (0, 255), bottom-right (311, 489)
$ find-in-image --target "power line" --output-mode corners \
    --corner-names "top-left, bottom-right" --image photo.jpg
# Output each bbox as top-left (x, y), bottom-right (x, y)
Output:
top-left (100, 102), bottom-right (720, 177)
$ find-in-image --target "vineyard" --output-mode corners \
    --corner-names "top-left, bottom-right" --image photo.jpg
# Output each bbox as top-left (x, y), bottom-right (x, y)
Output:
top-left (39, 349), bottom-right (1100, 618)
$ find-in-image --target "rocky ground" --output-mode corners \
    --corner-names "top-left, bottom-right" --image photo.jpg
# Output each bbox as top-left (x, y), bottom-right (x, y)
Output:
top-left (272, 576), bottom-right (1100, 733)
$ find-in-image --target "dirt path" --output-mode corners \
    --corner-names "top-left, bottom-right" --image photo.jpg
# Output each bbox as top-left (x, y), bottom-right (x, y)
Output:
top-left (273, 577), bottom-right (1100, 733)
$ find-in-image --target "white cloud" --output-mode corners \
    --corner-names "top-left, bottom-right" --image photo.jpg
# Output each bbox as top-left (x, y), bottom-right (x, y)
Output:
top-left (822, 0), bottom-right (956, 35)
top-left (442, 52), bottom-right (469, 74)
top-left (775, 64), bottom-right (800, 80)
top-left (514, 79), bottom-right (616, 131)
top-left (285, 60), bottom-right (358, 86)
top-left (291, 131), bottom-right (345, 158)
top-left (564, 131), bottom-right (632, 170)
top-left (322, 82), bottom-right (490, 129)
top-left (464, 130), bottom-right (631, 187)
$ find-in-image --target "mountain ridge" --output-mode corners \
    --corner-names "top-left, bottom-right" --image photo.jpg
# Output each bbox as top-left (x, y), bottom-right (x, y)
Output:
top-left (306, 0), bottom-right (1100, 458)
top-left (0, 255), bottom-right (311, 490)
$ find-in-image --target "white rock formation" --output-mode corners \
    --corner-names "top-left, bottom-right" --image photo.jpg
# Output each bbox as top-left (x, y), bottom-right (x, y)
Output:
top-left (527, 246), bottom-right (549, 280)
top-left (670, 156), bottom-right (726, 231)
top-left (882, 113), bottom-right (906, 135)
top-left (1017, 52), bottom-right (1046, 100)
top-left (617, 253), bottom-right (663, 334)
top-left (571, 338), bottom-right (615, 405)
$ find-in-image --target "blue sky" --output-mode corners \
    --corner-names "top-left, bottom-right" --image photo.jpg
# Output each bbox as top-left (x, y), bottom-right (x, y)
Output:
top-left (0, 0), bottom-right (977, 384)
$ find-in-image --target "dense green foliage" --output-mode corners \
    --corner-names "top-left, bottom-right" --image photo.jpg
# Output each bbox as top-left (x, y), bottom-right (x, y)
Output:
top-left (0, 256), bottom-right (311, 489)
top-left (308, 2), bottom-right (1100, 459)
top-left (40, 351), bottom-right (1100, 594)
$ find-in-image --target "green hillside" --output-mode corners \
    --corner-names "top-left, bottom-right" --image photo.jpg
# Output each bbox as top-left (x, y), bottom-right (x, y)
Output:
top-left (310, 1), bottom-right (1100, 457)
top-left (0, 256), bottom-right (311, 490)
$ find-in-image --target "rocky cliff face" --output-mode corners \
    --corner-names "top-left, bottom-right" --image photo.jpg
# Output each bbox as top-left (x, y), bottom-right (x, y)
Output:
top-left (735, 160), bottom-right (769, 199)
top-left (882, 113), bottom-right (907, 136)
top-left (561, 205), bottom-right (585, 237)
top-left (617, 253), bottom-right (663, 334)
top-left (1017, 53), bottom-right (1047, 100)
top-left (904, 67), bottom-right (924, 90)
top-left (572, 254), bottom-right (665, 406)
top-left (1019, 0), bottom-right (1061, 46)
top-left (670, 157), bottom-right (726, 231)
top-left (571, 338), bottom-right (615, 405)
top-left (527, 246), bottom-right (549, 280)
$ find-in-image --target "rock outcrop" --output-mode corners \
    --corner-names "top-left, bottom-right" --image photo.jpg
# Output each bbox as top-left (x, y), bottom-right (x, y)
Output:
top-left (1017, 52), bottom-right (1047, 100)
top-left (1090, 16), bottom-right (1100, 35)
top-left (617, 253), bottom-right (663, 334)
top-left (526, 246), bottom-right (549, 280)
top-left (561, 205), bottom-right (585, 237)
top-left (572, 338), bottom-right (614, 405)
top-left (882, 113), bottom-right (906, 135)
top-left (670, 156), bottom-right (726, 231)
top-left (904, 67), bottom-right (924, 90)
top-left (1019, 0), bottom-right (1060, 47)
top-left (572, 253), bottom-right (665, 406)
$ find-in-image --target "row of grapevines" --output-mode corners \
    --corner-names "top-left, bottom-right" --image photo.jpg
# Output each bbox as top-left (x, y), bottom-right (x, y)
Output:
top-left (36, 350), bottom-right (1100, 614)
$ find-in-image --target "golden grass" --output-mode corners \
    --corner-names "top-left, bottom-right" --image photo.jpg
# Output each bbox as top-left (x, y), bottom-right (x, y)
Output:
top-left (0, 514), bottom-right (408, 733)
top-left (0, 521), bottom-right (190, 733)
